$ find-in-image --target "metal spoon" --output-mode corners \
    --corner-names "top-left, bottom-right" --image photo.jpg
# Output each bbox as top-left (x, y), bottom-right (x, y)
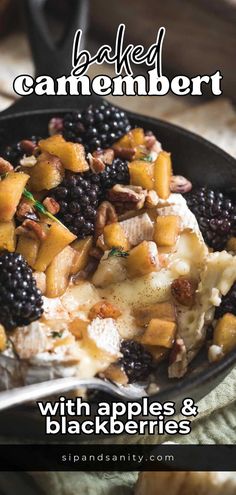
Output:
top-left (0, 377), bottom-right (147, 411)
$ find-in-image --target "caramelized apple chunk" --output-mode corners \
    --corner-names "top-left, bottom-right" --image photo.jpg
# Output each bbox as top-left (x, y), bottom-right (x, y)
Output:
top-left (45, 245), bottom-right (75, 298)
top-left (127, 241), bottom-right (159, 278)
top-left (34, 222), bottom-right (76, 272)
top-left (154, 151), bottom-right (172, 199)
top-left (213, 313), bottom-right (236, 354)
top-left (39, 134), bottom-right (89, 172)
top-left (0, 172), bottom-right (29, 222)
top-left (154, 215), bottom-right (180, 247)
top-left (16, 235), bottom-right (40, 267)
top-left (133, 302), bottom-right (176, 327)
top-left (129, 160), bottom-right (154, 190)
top-left (27, 152), bottom-right (65, 191)
top-left (71, 236), bottom-right (93, 275)
top-left (103, 222), bottom-right (130, 251)
top-left (0, 220), bottom-right (16, 252)
top-left (141, 318), bottom-right (176, 348)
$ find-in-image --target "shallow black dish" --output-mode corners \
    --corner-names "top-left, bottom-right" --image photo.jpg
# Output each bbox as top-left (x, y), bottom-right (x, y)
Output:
top-left (0, 0), bottom-right (235, 438)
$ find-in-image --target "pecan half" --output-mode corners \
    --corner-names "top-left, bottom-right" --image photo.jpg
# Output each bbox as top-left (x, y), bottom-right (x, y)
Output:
top-left (113, 146), bottom-right (135, 161)
top-left (107, 184), bottom-right (147, 211)
top-left (0, 157), bottom-right (13, 174)
top-left (170, 175), bottom-right (192, 194)
top-left (16, 198), bottom-right (38, 222)
top-left (92, 148), bottom-right (114, 165)
top-left (89, 246), bottom-right (104, 260)
top-left (43, 197), bottom-right (60, 215)
top-left (88, 300), bottom-right (121, 320)
top-left (171, 277), bottom-right (198, 307)
top-left (20, 139), bottom-right (37, 155)
top-left (95, 201), bottom-right (118, 239)
top-left (16, 219), bottom-right (46, 241)
top-left (87, 153), bottom-right (105, 173)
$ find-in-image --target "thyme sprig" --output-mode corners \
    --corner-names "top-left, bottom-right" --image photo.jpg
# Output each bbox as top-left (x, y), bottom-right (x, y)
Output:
top-left (108, 247), bottom-right (129, 258)
top-left (23, 189), bottom-right (64, 226)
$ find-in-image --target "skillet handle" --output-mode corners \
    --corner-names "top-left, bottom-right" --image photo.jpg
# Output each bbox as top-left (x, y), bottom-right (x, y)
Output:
top-left (24, 0), bottom-right (89, 77)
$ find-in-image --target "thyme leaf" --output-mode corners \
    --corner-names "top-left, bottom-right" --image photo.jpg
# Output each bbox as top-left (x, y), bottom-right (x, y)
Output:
top-left (108, 248), bottom-right (129, 258)
top-left (51, 330), bottom-right (63, 339)
top-left (139, 154), bottom-right (153, 162)
top-left (23, 188), bottom-right (64, 226)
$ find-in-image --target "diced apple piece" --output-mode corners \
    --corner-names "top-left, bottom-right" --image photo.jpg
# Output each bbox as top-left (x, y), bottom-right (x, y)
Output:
top-left (34, 222), bottom-right (76, 272)
top-left (103, 363), bottom-right (128, 385)
top-left (213, 313), bottom-right (236, 354)
top-left (45, 245), bottom-right (75, 297)
top-left (129, 161), bottom-right (154, 190)
top-left (144, 345), bottom-right (169, 362)
top-left (39, 135), bottom-right (89, 172)
top-left (127, 241), bottom-right (159, 278)
top-left (133, 302), bottom-right (176, 327)
top-left (70, 236), bottom-right (93, 275)
top-left (226, 237), bottom-right (236, 253)
top-left (17, 235), bottom-right (40, 267)
top-left (154, 215), bottom-right (180, 247)
top-left (154, 151), bottom-right (172, 199)
top-left (114, 128), bottom-right (145, 148)
top-left (103, 223), bottom-right (130, 251)
top-left (0, 220), bottom-right (16, 252)
top-left (141, 318), bottom-right (176, 348)
top-left (28, 152), bottom-right (64, 191)
top-left (0, 172), bottom-right (29, 221)
top-left (0, 325), bottom-right (7, 352)
top-left (88, 300), bottom-right (121, 320)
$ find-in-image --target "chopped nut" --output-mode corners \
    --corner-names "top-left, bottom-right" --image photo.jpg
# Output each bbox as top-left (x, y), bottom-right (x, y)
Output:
top-left (145, 190), bottom-right (159, 208)
top-left (43, 197), bottom-right (60, 215)
top-left (89, 246), bottom-right (104, 260)
top-left (0, 157), bottom-right (13, 174)
top-left (19, 219), bottom-right (47, 241)
top-left (171, 277), bottom-right (198, 307)
top-left (20, 139), bottom-right (37, 155)
top-left (113, 146), bottom-right (136, 161)
top-left (87, 153), bottom-right (106, 173)
top-left (92, 148), bottom-right (114, 165)
top-left (16, 198), bottom-right (38, 222)
top-left (33, 272), bottom-right (46, 294)
top-left (102, 363), bottom-right (128, 385)
top-left (170, 175), bottom-right (192, 194)
top-left (95, 201), bottom-right (118, 239)
top-left (20, 154), bottom-right (37, 168)
top-left (88, 300), bottom-right (121, 320)
top-left (107, 184), bottom-right (147, 211)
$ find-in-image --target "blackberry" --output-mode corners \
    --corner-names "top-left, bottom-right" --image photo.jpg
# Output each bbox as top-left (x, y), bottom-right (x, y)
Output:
top-left (215, 282), bottom-right (236, 319)
top-left (0, 252), bottom-right (43, 331)
top-left (100, 157), bottom-right (129, 194)
top-left (120, 340), bottom-right (153, 383)
top-left (62, 102), bottom-right (131, 152)
top-left (186, 187), bottom-right (236, 250)
top-left (1, 135), bottom-right (40, 168)
top-left (49, 172), bottom-right (100, 238)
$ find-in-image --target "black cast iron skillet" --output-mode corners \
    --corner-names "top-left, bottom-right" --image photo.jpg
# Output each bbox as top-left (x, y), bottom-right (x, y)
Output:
top-left (0, 0), bottom-right (235, 439)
